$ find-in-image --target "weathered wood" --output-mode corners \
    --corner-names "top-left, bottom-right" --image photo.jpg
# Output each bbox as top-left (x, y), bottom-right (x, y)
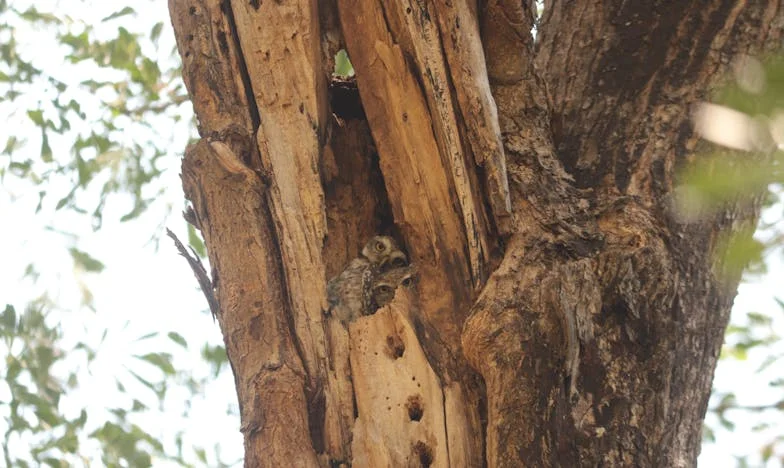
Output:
top-left (322, 316), bottom-right (354, 464)
top-left (469, 1), bottom-right (784, 466)
top-left (171, 2), bottom-right (319, 465)
top-left (168, 0), bottom-right (258, 165)
top-left (373, 1), bottom-right (494, 287)
top-left (230, 0), bottom-right (331, 418)
top-left (182, 141), bottom-right (318, 467)
top-left (434, 0), bottom-right (512, 234)
top-left (321, 118), bottom-right (390, 279)
top-left (320, 112), bottom-right (392, 463)
top-left (349, 291), bottom-right (448, 468)
top-left (338, 1), bottom-right (488, 465)
top-left (338, 0), bottom-right (475, 336)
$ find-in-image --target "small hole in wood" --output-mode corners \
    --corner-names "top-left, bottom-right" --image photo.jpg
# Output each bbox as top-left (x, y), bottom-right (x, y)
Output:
top-left (406, 395), bottom-right (423, 421)
top-left (413, 441), bottom-right (433, 467)
top-left (386, 334), bottom-right (405, 359)
top-left (189, 6), bottom-right (196, 15)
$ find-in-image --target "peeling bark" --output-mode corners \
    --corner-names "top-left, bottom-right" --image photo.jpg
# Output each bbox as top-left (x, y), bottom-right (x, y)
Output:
top-left (169, 0), bottom-right (784, 466)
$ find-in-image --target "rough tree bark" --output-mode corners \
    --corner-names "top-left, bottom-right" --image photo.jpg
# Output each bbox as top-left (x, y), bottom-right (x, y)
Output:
top-left (169, 1), bottom-right (783, 466)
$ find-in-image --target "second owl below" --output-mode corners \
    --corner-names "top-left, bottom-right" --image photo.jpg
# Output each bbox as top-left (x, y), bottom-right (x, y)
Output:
top-left (326, 236), bottom-right (416, 323)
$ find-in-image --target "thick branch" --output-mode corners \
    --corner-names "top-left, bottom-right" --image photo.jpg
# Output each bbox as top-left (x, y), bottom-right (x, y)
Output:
top-left (338, 1), bottom-right (491, 465)
top-left (434, 0), bottom-right (512, 234)
top-left (182, 140), bottom-right (317, 467)
top-left (230, 1), bottom-right (330, 401)
top-left (169, 0), bottom-right (257, 153)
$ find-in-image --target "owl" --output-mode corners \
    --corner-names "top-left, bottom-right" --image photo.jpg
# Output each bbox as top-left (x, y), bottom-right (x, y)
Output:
top-left (327, 236), bottom-right (408, 323)
top-left (370, 265), bottom-right (417, 312)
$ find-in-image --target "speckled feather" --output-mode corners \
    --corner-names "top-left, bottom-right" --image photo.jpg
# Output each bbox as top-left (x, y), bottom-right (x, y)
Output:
top-left (327, 236), bottom-right (407, 323)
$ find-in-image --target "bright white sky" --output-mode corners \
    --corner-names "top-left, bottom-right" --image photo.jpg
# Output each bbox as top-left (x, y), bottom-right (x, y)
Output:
top-left (0, 1), bottom-right (782, 466)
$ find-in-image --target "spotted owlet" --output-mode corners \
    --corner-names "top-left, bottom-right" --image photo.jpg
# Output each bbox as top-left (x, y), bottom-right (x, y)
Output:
top-left (370, 265), bottom-right (417, 312)
top-left (327, 236), bottom-right (408, 323)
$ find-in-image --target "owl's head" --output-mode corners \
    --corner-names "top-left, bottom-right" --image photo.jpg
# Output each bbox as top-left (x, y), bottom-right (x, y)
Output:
top-left (362, 235), bottom-right (406, 267)
top-left (383, 250), bottom-right (408, 272)
top-left (371, 265), bottom-right (417, 310)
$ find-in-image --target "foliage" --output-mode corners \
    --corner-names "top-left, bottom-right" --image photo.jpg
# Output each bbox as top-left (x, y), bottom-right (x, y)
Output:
top-left (0, 0), bottom-right (190, 230)
top-left (681, 56), bottom-right (784, 278)
top-left (682, 56), bottom-right (784, 465)
top-left (1, 1), bottom-right (236, 466)
top-left (0, 301), bottom-right (237, 467)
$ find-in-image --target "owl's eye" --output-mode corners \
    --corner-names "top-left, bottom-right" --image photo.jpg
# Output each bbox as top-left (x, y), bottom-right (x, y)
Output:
top-left (374, 241), bottom-right (386, 252)
top-left (401, 277), bottom-right (413, 287)
top-left (378, 285), bottom-right (393, 294)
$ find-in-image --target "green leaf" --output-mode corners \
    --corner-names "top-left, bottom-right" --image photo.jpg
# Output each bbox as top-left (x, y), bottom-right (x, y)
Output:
top-left (3, 135), bottom-right (20, 154)
top-left (36, 400), bottom-right (61, 427)
top-left (19, 7), bottom-right (61, 24)
top-left (195, 447), bottom-right (208, 463)
top-left (69, 247), bottom-right (105, 273)
top-left (40, 129), bottom-right (53, 162)
top-left (150, 22), bottom-right (163, 43)
top-left (101, 7), bottom-right (135, 22)
top-left (201, 344), bottom-right (227, 377)
top-left (27, 109), bottom-right (44, 125)
top-left (127, 370), bottom-right (157, 394)
top-left (187, 223), bottom-right (206, 258)
top-left (761, 443), bottom-right (774, 461)
top-left (167, 332), bottom-right (187, 349)
top-left (73, 409), bottom-right (87, 428)
top-left (334, 49), bottom-right (354, 77)
top-left (1, 304), bottom-right (16, 332)
top-left (6, 357), bottom-right (22, 382)
top-left (747, 311), bottom-right (772, 326)
top-left (120, 199), bottom-right (148, 222)
top-left (134, 331), bottom-right (158, 342)
top-left (55, 187), bottom-right (77, 211)
top-left (135, 352), bottom-right (176, 375)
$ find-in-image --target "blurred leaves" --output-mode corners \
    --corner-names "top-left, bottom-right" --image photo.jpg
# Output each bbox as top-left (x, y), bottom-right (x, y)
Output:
top-left (2, 298), bottom-right (235, 466)
top-left (0, 1), bottom-right (190, 230)
top-left (681, 57), bottom-right (784, 282)
top-left (0, 2), bottom-right (234, 466)
top-left (715, 55), bottom-right (784, 118)
top-left (684, 55), bottom-right (784, 465)
top-left (68, 247), bottom-right (105, 273)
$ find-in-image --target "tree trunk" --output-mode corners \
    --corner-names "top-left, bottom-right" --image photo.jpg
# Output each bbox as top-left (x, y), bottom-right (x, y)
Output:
top-left (168, 0), bottom-right (783, 466)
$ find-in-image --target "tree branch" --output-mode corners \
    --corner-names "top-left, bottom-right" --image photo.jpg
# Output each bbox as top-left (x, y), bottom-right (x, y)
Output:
top-left (166, 228), bottom-right (219, 320)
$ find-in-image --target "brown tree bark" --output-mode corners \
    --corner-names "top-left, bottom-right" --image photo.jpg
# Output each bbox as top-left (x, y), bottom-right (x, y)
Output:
top-left (169, 0), bottom-right (783, 466)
